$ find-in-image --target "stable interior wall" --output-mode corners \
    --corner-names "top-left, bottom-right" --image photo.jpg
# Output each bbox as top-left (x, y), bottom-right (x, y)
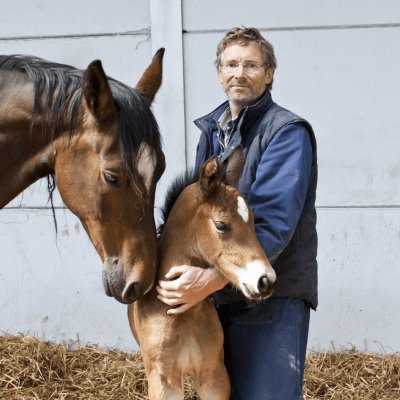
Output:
top-left (1, 0), bottom-right (400, 353)
top-left (182, 0), bottom-right (400, 353)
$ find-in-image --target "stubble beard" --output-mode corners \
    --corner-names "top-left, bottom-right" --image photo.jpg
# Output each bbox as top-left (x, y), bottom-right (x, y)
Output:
top-left (225, 87), bottom-right (256, 108)
top-left (225, 90), bottom-right (253, 107)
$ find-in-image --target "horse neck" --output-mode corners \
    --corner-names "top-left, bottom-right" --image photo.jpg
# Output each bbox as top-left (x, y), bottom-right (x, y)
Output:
top-left (0, 72), bottom-right (62, 208)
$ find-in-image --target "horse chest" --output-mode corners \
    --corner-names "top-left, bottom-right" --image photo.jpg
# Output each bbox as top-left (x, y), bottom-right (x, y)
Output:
top-left (175, 334), bottom-right (205, 374)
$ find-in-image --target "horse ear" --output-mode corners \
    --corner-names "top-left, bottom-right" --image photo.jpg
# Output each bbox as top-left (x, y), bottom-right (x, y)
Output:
top-left (200, 155), bottom-right (221, 196)
top-left (135, 48), bottom-right (165, 105)
top-left (224, 146), bottom-right (245, 187)
top-left (83, 60), bottom-right (114, 121)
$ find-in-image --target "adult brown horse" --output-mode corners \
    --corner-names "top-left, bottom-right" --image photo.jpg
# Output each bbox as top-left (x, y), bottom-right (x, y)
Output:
top-left (0, 50), bottom-right (165, 304)
top-left (128, 148), bottom-right (277, 400)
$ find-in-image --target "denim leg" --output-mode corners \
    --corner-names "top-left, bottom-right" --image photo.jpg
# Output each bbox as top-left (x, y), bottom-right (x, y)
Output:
top-left (216, 297), bottom-right (310, 400)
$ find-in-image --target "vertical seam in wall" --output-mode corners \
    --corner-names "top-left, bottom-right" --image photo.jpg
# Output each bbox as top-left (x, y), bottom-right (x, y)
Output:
top-left (180, 0), bottom-right (188, 171)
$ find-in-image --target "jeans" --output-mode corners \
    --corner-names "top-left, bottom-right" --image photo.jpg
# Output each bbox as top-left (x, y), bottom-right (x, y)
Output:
top-left (216, 297), bottom-right (310, 400)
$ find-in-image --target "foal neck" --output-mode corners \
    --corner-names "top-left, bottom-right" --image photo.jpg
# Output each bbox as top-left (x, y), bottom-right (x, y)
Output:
top-left (157, 188), bottom-right (210, 279)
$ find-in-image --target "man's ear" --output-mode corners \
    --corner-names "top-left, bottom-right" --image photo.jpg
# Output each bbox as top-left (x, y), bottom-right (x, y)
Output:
top-left (199, 155), bottom-right (221, 197)
top-left (224, 146), bottom-right (245, 187)
top-left (217, 66), bottom-right (224, 84)
top-left (265, 67), bottom-right (275, 85)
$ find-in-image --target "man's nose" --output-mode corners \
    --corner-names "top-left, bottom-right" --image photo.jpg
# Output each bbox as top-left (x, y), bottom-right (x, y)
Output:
top-left (234, 64), bottom-right (247, 78)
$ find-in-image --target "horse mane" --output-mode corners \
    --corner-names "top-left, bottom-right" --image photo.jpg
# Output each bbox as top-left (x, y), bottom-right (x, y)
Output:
top-left (156, 159), bottom-right (233, 238)
top-left (157, 167), bottom-right (201, 238)
top-left (0, 55), bottom-right (162, 232)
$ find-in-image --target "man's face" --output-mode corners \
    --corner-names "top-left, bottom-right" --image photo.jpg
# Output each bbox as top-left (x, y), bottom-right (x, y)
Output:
top-left (218, 42), bottom-right (274, 107)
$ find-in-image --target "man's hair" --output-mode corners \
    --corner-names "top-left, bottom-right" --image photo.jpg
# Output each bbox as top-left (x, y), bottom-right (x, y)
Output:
top-left (215, 27), bottom-right (277, 90)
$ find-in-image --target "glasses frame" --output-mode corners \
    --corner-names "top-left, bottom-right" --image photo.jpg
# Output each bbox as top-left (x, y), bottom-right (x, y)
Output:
top-left (221, 62), bottom-right (266, 73)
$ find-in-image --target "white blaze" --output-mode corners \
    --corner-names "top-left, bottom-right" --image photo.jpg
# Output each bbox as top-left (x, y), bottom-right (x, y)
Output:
top-left (237, 196), bottom-right (249, 223)
top-left (137, 143), bottom-right (156, 193)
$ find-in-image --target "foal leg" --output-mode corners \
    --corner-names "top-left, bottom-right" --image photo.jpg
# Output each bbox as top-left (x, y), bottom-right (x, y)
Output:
top-left (147, 370), bottom-right (185, 400)
top-left (193, 364), bottom-right (230, 400)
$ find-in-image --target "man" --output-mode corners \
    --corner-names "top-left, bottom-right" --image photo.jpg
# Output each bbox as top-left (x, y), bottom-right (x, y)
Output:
top-left (156, 27), bottom-right (318, 400)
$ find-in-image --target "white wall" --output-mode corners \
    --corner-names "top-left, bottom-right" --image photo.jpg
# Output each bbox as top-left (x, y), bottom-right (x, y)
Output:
top-left (1, 0), bottom-right (400, 353)
top-left (182, 0), bottom-right (400, 353)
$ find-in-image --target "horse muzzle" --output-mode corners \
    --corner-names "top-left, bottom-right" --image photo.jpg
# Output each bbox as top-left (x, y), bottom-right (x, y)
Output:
top-left (102, 263), bottom-right (143, 305)
top-left (240, 261), bottom-right (277, 300)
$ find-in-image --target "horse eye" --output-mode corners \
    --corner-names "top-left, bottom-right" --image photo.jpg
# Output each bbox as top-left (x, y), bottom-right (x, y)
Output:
top-left (103, 172), bottom-right (119, 187)
top-left (214, 221), bottom-right (228, 232)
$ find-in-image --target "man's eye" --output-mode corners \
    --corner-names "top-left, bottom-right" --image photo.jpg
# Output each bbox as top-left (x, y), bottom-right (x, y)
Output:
top-left (227, 63), bottom-right (237, 68)
top-left (214, 221), bottom-right (228, 232)
top-left (247, 63), bottom-right (256, 69)
top-left (103, 172), bottom-right (119, 187)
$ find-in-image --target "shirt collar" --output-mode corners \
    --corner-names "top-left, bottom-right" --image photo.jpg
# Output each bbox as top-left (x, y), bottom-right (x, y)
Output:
top-left (217, 107), bottom-right (238, 148)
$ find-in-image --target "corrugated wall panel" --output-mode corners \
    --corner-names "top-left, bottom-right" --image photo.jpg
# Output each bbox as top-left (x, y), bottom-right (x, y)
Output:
top-left (311, 208), bottom-right (400, 353)
top-left (0, 0), bottom-right (150, 38)
top-left (183, 0), bottom-right (400, 31)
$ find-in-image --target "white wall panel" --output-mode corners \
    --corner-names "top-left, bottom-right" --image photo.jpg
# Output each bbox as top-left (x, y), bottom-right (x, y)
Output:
top-left (1, 35), bottom-right (154, 208)
top-left (0, 0), bottom-right (150, 38)
top-left (309, 208), bottom-right (400, 353)
top-left (183, 0), bottom-right (400, 31)
top-left (183, 27), bottom-right (400, 206)
top-left (0, 209), bottom-right (138, 350)
top-left (150, 0), bottom-right (187, 210)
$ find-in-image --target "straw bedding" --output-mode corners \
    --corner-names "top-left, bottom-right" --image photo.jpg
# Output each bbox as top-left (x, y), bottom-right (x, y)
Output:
top-left (1, 333), bottom-right (399, 399)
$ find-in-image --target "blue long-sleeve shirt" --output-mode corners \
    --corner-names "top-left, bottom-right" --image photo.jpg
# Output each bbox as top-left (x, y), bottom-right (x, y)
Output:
top-left (246, 122), bottom-right (312, 264)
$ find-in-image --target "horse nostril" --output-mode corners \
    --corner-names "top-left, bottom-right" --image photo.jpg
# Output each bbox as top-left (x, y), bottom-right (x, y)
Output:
top-left (122, 281), bottom-right (140, 304)
top-left (102, 270), bottom-right (113, 297)
top-left (258, 275), bottom-right (271, 295)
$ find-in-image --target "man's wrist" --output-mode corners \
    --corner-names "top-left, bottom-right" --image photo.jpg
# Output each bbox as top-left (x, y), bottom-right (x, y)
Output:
top-left (208, 268), bottom-right (229, 291)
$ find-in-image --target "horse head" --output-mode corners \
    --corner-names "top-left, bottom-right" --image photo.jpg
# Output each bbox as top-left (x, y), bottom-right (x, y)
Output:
top-left (54, 50), bottom-right (165, 304)
top-left (167, 148), bottom-right (276, 300)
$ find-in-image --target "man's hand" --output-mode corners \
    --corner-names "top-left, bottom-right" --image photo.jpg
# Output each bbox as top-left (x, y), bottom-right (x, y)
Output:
top-left (156, 265), bottom-right (229, 315)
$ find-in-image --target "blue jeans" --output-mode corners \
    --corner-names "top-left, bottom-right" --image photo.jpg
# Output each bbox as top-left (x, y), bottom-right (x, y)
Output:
top-left (216, 297), bottom-right (310, 400)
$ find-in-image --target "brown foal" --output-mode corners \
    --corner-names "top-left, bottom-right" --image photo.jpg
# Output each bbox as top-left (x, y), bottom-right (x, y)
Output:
top-left (128, 148), bottom-right (276, 399)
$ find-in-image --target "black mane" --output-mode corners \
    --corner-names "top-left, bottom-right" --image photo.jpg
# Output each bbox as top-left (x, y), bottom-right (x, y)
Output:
top-left (157, 167), bottom-right (200, 238)
top-left (157, 157), bottom-right (235, 238)
top-left (0, 54), bottom-right (162, 232)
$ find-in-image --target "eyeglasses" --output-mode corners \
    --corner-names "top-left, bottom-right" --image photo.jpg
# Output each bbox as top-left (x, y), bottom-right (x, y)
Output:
top-left (221, 62), bottom-right (266, 73)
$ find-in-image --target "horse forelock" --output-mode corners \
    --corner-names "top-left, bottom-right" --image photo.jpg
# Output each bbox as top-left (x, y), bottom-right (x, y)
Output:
top-left (111, 80), bottom-right (162, 194)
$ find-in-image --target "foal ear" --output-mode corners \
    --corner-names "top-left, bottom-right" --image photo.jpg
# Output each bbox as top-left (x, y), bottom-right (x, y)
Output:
top-left (83, 60), bottom-right (115, 121)
top-left (224, 146), bottom-right (245, 187)
top-left (200, 155), bottom-right (221, 197)
top-left (135, 48), bottom-right (165, 105)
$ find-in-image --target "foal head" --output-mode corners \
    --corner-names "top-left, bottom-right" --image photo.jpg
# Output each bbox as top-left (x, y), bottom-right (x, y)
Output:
top-left (167, 149), bottom-right (276, 300)
top-left (53, 51), bottom-right (165, 304)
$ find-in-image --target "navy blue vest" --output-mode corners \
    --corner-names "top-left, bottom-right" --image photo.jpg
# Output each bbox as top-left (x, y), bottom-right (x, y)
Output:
top-left (195, 90), bottom-right (318, 309)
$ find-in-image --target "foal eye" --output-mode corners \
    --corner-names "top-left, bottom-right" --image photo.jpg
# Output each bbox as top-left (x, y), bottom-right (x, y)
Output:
top-left (214, 221), bottom-right (228, 232)
top-left (103, 172), bottom-right (119, 187)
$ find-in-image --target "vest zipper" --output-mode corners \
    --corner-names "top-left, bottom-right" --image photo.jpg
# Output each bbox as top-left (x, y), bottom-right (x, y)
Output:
top-left (216, 125), bottom-right (225, 156)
